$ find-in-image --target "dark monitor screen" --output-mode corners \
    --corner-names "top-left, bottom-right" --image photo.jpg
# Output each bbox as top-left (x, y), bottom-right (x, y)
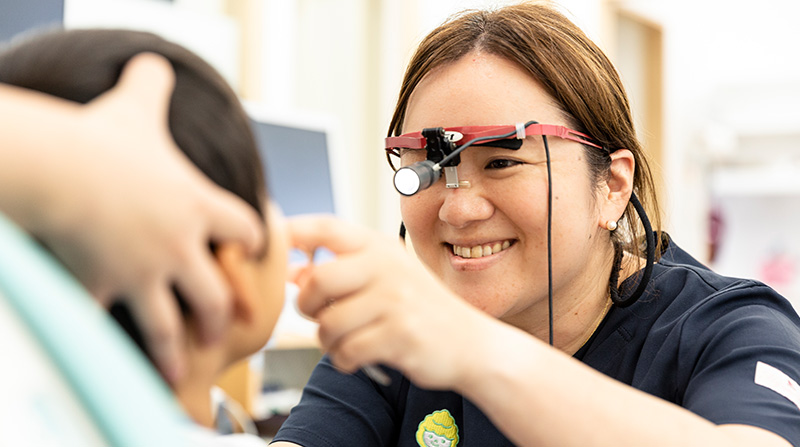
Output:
top-left (0, 0), bottom-right (63, 44)
top-left (247, 109), bottom-right (338, 264)
top-left (249, 119), bottom-right (336, 217)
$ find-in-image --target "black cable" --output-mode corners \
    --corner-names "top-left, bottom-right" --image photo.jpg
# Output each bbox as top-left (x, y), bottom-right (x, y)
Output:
top-left (608, 242), bottom-right (623, 298)
top-left (408, 121), bottom-right (555, 345)
top-left (609, 192), bottom-right (654, 307)
top-left (542, 134), bottom-right (554, 346)
top-left (443, 121), bottom-right (554, 345)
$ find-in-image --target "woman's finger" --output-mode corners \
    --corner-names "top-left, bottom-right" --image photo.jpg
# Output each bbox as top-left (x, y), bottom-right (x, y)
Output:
top-left (314, 286), bottom-right (384, 350)
top-left (327, 321), bottom-right (398, 375)
top-left (295, 251), bottom-right (374, 318)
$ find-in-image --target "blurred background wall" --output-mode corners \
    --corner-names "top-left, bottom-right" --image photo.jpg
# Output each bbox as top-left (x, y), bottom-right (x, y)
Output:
top-left (3, 0), bottom-right (800, 305)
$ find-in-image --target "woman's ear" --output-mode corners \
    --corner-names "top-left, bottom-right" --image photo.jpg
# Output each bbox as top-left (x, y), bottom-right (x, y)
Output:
top-left (215, 243), bottom-right (256, 324)
top-left (600, 149), bottom-right (635, 225)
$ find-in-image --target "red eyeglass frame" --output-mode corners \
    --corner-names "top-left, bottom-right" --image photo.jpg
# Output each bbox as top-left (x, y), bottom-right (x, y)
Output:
top-left (384, 123), bottom-right (605, 170)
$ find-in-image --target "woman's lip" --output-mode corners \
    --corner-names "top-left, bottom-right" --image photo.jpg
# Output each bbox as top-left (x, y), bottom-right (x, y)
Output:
top-left (447, 239), bottom-right (515, 256)
top-left (447, 242), bottom-right (512, 271)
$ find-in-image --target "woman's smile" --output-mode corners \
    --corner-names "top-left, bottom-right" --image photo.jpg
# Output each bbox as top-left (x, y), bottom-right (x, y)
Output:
top-left (451, 239), bottom-right (513, 258)
top-left (446, 239), bottom-right (516, 271)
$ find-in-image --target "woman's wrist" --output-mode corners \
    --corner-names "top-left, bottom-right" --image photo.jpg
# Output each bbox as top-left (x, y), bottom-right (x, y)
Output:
top-left (454, 314), bottom-right (545, 400)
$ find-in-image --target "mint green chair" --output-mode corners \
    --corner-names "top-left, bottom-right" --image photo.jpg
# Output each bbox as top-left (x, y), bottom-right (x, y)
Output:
top-left (0, 213), bottom-right (197, 446)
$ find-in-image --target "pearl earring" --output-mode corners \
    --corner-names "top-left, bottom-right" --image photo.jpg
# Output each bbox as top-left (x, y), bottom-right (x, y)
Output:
top-left (606, 220), bottom-right (618, 231)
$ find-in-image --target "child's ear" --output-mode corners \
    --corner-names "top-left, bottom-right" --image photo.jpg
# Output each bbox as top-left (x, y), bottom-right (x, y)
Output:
top-left (215, 243), bottom-right (256, 324)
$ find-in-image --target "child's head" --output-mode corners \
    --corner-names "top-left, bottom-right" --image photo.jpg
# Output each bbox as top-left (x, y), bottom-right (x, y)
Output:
top-left (0, 27), bottom-right (287, 403)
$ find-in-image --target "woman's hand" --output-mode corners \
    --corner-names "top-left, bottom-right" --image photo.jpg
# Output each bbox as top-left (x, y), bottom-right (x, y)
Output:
top-left (289, 215), bottom-right (494, 390)
top-left (0, 53), bottom-right (264, 382)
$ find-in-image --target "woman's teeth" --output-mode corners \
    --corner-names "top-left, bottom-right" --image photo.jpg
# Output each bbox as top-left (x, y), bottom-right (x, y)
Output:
top-left (453, 240), bottom-right (511, 259)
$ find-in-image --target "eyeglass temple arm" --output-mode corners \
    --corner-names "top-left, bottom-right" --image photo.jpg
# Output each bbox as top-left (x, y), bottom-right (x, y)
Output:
top-left (385, 123), bottom-right (603, 151)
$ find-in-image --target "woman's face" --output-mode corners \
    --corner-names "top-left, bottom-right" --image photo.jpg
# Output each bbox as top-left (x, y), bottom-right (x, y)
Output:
top-left (400, 52), bottom-right (610, 325)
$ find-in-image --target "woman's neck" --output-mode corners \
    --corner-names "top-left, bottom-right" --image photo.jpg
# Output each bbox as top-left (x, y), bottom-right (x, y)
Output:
top-left (556, 290), bottom-right (612, 355)
top-left (502, 241), bottom-right (620, 355)
top-left (560, 249), bottom-right (648, 355)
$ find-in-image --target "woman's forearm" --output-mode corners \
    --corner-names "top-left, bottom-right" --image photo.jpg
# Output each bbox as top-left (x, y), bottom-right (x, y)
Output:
top-left (458, 322), bottom-right (789, 447)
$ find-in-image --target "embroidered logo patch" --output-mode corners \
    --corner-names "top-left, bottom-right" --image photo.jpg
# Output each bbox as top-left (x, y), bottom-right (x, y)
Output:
top-left (416, 409), bottom-right (459, 447)
top-left (754, 361), bottom-right (800, 411)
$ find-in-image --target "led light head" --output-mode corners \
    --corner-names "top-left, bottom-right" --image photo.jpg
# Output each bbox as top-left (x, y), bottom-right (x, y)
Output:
top-left (391, 127), bottom-right (459, 196)
top-left (393, 160), bottom-right (440, 196)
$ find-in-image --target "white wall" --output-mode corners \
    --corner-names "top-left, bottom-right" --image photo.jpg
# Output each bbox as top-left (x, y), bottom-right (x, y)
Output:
top-left (63, 0), bottom-right (239, 90)
top-left (607, 0), bottom-right (800, 259)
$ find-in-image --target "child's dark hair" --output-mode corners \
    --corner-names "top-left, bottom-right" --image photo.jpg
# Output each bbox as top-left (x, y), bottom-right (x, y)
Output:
top-left (0, 28), bottom-right (267, 217)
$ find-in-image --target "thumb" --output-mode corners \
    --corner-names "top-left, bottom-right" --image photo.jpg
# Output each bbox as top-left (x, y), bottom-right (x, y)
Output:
top-left (98, 52), bottom-right (176, 123)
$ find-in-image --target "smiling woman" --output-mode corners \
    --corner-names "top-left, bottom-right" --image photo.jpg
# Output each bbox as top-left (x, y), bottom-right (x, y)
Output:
top-left (398, 53), bottom-right (629, 330)
top-left (270, 3), bottom-right (800, 447)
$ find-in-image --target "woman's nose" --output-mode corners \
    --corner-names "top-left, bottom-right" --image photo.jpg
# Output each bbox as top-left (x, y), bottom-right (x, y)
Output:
top-left (437, 186), bottom-right (494, 228)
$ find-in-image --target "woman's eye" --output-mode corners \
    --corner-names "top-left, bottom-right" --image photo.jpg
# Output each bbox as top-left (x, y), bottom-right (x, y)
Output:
top-left (485, 159), bottom-right (521, 169)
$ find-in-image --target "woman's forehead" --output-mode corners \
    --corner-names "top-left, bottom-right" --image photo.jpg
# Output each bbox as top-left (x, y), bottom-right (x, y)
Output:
top-left (403, 53), bottom-right (565, 132)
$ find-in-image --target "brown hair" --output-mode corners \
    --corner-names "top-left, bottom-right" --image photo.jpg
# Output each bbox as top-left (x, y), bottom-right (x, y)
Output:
top-left (388, 1), bottom-right (662, 262)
